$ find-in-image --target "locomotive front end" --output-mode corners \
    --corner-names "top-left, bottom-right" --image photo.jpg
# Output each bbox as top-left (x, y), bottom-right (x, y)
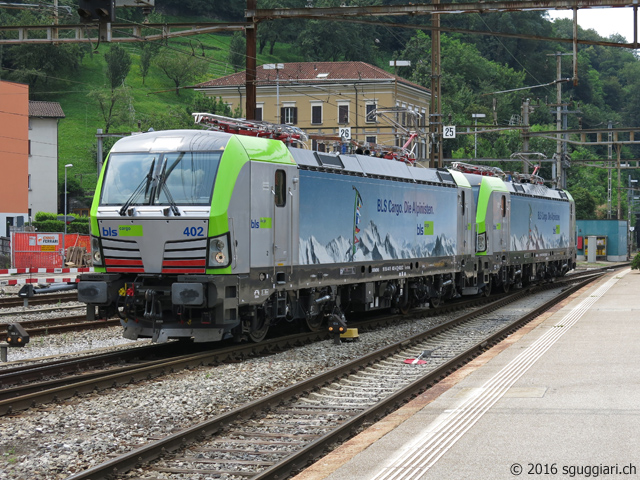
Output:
top-left (78, 129), bottom-right (243, 343)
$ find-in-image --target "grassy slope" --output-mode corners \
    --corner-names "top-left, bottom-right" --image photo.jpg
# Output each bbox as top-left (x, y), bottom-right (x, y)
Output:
top-left (54, 32), bottom-right (298, 195)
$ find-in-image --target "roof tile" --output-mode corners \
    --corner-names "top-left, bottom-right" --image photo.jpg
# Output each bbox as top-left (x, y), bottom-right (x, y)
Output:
top-left (194, 61), bottom-right (428, 92)
top-left (29, 101), bottom-right (65, 118)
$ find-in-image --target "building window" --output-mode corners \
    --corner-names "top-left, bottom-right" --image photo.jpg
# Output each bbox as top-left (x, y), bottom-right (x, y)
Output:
top-left (311, 104), bottom-right (322, 125)
top-left (312, 140), bottom-right (326, 152)
top-left (28, 140), bottom-right (31, 156)
top-left (255, 105), bottom-right (263, 121)
top-left (281, 104), bottom-right (297, 125)
top-left (365, 136), bottom-right (377, 146)
top-left (366, 103), bottom-right (377, 123)
top-left (28, 174), bottom-right (31, 191)
top-left (338, 104), bottom-right (349, 124)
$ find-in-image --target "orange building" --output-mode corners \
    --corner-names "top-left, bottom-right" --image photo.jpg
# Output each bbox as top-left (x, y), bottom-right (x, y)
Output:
top-left (0, 80), bottom-right (29, 237)
top-left (0, 80), bottom-right (29, 238)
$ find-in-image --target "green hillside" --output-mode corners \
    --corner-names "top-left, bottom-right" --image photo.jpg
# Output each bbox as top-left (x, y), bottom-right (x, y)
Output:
top-left (54, 33), bottom-right (295, 195)
top-left (3, 3), bottom-right (640, 221)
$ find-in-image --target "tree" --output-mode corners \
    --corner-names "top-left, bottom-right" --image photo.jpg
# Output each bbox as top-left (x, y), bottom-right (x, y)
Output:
top-left (188, 93), bottom-right (233, 117)
top-left (257, 0), bottom-right (306, 55)
top-left (401, 32), bottom-right (525, 127)
top-left (89, 86), bottom-right (134, 133)
top-left (137, 107), bottom-right (193, 131)
top-left (139, 43), bottom-right (158, 85)
top-left (155, 52), bottom-right (209, 95)
top-left (105, 44), bottom-right (132, 91)
top-left (228, 32), bottom-right (246, 72)
top-left (570, 186), bottom-right (598, 220)
top-left (159, 0), bottom-right (243, 19)
top-left (295, 0), bottom-right (381, 63)
top-left (4, 44), bottom-right (86, 90)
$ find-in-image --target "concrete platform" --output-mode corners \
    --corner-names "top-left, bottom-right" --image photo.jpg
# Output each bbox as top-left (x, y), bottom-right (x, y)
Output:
top-left (295, 268), bottom-right (640, 480)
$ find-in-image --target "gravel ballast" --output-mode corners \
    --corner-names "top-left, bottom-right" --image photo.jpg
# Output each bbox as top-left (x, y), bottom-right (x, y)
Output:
top-left (0, 303), bottom-right (453, 480)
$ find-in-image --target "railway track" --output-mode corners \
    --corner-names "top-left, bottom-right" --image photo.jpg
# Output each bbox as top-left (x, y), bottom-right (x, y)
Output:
top-left (0, 291), bottom-right (78, 308)
top-left (0, 314), bottom-right (119, 342)
top-left (0, 270), bottom-right (610, 418)
top-left (0, 266), bottom-right (612, 344)
top-left (48, 273), bottom-right (601, 480)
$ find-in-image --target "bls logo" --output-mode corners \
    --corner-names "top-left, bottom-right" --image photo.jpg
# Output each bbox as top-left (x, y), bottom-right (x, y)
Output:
top-left (102, 227), bottom-right (118, 237)
top-left (417, 221), bottom-right (434, 236)
top-left (251, 220), bottom-right (260, 229)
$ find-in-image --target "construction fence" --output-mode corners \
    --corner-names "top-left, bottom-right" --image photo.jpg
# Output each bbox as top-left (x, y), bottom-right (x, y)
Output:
top-left (11, 232), bottom-right (92, 269)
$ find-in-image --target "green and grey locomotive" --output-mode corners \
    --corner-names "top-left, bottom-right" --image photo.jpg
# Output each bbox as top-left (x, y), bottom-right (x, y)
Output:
top-left (77, 118), bottom-right (576, 343)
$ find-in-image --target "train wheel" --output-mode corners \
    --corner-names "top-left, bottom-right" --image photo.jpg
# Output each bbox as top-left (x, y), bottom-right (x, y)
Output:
top-left (398, 298), bottom-right (411, 315)
top-left (501, 280), bottom-right (510, 293)
top-left (249, 324), bottom-right (269, 342)
top-left (305, 314), bottom-right (324, 332)
top-left (248, 314), bottom-right (269, 343)
top-left (482, 277), bottom-right (492, 297)
top-left (429, 295), bottom-right (441, 309)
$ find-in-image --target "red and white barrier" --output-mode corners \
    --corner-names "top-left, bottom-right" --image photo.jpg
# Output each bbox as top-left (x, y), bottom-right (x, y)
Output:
top-left (0, 267), bottom-right (94, 276)
top-left (0, 277), bottom-right (80, 286)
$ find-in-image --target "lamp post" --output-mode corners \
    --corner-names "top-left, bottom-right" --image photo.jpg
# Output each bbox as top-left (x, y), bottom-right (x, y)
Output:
top-left (263, 64), bottom-right (283, 123)
top-left (629, 176), bottom-right (638, 258)
top-left (64, 163), bottom-right (73, 263)
top-left (472, 113), bottom-right (486, 159)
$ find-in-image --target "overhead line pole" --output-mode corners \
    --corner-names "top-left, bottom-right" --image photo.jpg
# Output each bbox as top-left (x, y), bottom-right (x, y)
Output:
top-left (609, 121), bottom-right (613, 219)
top-left (556, 53), bottom-right (562, 187)
top-left (430, 0), bottom-right (442, 169)
top-left (245, 0), bottom-right (257, 121)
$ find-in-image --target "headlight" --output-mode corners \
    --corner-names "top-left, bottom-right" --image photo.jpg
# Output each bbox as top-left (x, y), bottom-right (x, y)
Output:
top-left (476, 232), bottom-right (487, 253)
top-left (208, 234), bottom-right (231, 268)
top-left (91, 236), bottom-right (103, 266)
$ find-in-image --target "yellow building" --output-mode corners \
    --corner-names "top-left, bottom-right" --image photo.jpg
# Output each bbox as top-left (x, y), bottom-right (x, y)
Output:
top-left (193, 61), bottom-right (431, 159)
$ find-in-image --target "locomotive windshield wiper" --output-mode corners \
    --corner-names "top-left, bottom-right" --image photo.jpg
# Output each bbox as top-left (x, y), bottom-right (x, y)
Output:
top-left (156, 157), bottom-right (181, 216)
top-left (118, 158), bottom-right (155, 216)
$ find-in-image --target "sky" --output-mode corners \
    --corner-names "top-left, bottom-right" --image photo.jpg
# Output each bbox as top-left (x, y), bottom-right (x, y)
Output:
top-left (546, 7), bottom-right (637, 43)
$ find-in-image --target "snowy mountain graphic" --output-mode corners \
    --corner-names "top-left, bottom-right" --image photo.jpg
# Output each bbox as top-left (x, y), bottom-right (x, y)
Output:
top-left (511, 224), bottom-right (569, 251)
top-left (300, 220), bottom-right (456, 265)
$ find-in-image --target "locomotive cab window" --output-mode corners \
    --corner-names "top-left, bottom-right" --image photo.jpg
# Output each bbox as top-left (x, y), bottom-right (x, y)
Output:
top-left (471, 186), bottom-right (480, 206)
top-left (275, 170), bottom-right (286, 207)
top-left (100, 151), bottom-right (221, 207)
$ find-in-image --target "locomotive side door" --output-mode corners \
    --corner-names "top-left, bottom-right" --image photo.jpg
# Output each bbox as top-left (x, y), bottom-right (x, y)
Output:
top-left (250, 162), bottom-right (297, 274)
top-left (491, 191), bottom-right (510, 253)
top-left (460, 187), bottom-right (475, 256)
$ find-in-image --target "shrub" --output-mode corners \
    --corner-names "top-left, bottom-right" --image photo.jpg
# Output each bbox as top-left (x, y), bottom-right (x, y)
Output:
top-left (67, 223), bottom-right (89, 234)
top-left (32, 220), bottom-right (65, 232)
top-left (34, 212), bottom-right (58, 221)
top-left (632, 252), bottom-right (640, 270)
top-left (31, 220), bottom-right (89, 234)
